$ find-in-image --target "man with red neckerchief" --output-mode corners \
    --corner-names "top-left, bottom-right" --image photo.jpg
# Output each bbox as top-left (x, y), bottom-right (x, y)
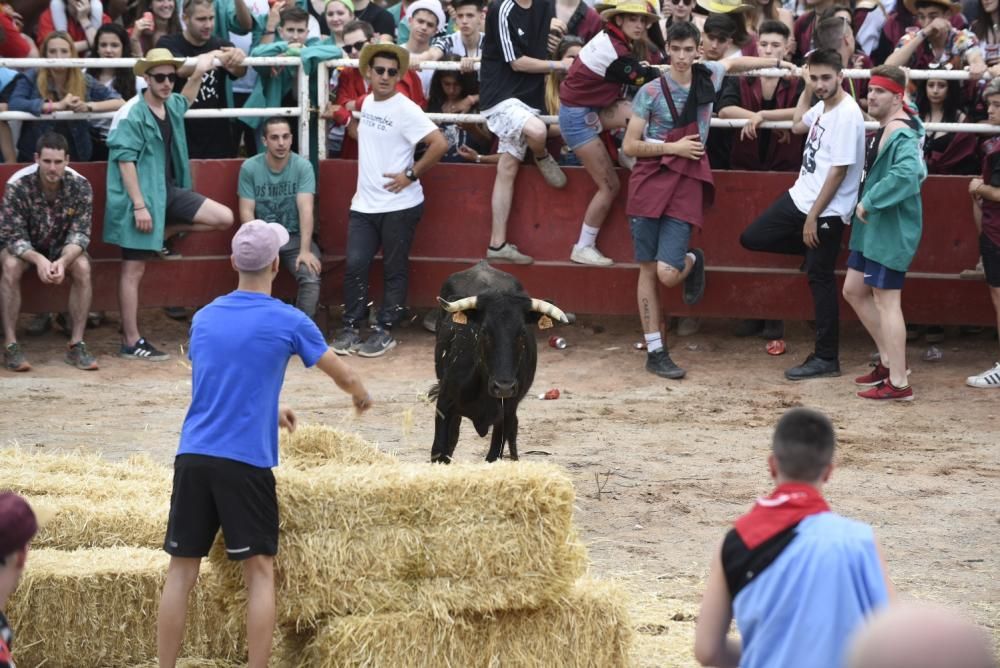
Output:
top-left (694, 408), bottom-right (893, 668)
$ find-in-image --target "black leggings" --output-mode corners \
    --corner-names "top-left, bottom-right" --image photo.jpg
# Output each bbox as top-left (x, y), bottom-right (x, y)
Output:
top-left (740, 192), bottom-right (845, 360)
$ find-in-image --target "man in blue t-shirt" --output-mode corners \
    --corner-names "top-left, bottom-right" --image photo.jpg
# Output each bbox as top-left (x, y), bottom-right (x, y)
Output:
top-left (694, 408), bottom-right (893, 668)
top-left (155, 220), bottom-right (372, 668)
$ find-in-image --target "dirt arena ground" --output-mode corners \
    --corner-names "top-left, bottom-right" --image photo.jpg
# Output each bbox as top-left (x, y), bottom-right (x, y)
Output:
top-left (2, 309), bottom-right (997, 666)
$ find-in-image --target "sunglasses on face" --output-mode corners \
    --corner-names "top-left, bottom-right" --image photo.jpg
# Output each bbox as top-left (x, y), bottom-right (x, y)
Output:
top-left (670, 0), bottom-right (694, 6)
top-left (372, 65), bottom-right (399, 77)
top-left (149, 72), bottom-right (177, 83)
top-left (343, 40), bottom-right (367, 53)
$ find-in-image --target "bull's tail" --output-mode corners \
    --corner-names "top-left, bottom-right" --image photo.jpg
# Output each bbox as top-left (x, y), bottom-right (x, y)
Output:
top-left (428, 383), bottom-right (441, 401)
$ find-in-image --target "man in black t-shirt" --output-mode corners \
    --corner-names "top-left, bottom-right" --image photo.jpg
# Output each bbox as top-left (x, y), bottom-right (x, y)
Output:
top-left (479, 0), bottom-right (573, 265)
top-left (157, 0), bottom-right (247, 159)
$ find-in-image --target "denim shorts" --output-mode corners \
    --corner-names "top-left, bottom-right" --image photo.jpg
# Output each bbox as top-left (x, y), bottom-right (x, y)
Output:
top-left (847, 250), bottom-right (906, 290)
top-left (558, 105), bottom-right (603, 151)
top-left (629, 215), bottom-right (692, 270)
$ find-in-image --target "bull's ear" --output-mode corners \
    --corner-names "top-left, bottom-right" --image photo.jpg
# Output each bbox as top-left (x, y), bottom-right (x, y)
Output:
top-left (452, 311), bottom-right (468, 325)
top-left (537, 315), bottom-right (554, 330)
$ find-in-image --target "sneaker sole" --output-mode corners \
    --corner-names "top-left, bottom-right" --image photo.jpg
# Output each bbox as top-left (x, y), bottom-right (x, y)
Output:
top-left (966, 380), bottom-right (1000, 388)
top-left (65, 358), bottom-right (99, 370)
top-left (785, 370), bottom-right (841, 381)
top-left (356, 339), bottom-right (397, 358)
top-left (4, 363), bottom-right (31, 372)
top-left (646, 365), bottom-right (686, 380)
top-left (857, 391), bottom-right (915, 401)
top-left (570, 253), bottom-right (614, 267)
top-left (118, 353), bottom-right (171, 362)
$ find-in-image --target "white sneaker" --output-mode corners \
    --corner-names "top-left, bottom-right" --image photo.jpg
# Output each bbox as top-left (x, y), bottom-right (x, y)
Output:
top-left (966, 362), bottom-right (1000, 388)
top-left (534, 154), bottom-right (567, 189)
top-left (570, 244), bottom-right (613, 267)
top-left (487, 243), bottom-right (533, 264)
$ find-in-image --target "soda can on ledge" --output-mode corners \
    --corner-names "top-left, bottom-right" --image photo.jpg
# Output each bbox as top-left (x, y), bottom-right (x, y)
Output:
top-left (549, 336), bottom-right (567, 349)
top-left (538, 389), bottom-right (560, 400)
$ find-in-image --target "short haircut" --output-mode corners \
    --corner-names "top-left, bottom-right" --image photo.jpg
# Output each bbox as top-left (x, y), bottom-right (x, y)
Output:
top-left (869, 64), bottom-right (906, 89)
top-left (343, 18), bottom-right (374, 39)
top-left (370, 50), bottom-right (400, 68)
top-left (280, 6), bottom-right (309, 25)
top-left (667, 20), bottom-right (701, 46)
top-left (771, 408), bottom-right (836, 482)
top-left (813, 16), bottom-right (849, 52)
top-left (914, 0), bottom-right (946, 10)
top-left (984, 77), bottom-right (1000, 99)
top-left (758, 19), bottom-right (790, 39)
top-left (263, 116), bottom-right (293, 134)
top-left (36, 132), bottom-right (70, 156)
top-left (703, 12), bottom-right (737, 40)
top-left (453, 0), bottom-right (482, 9)
top-left (805, 47), bottom-right (844, 72)
top-left (182, 0), bottom-right (213, 15)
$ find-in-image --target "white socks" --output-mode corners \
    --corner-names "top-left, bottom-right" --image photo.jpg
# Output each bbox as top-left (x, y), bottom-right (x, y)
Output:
top-left (577, 223), bottom-right (600, 249)
top-left (645, 332), bottom-right (663, 353)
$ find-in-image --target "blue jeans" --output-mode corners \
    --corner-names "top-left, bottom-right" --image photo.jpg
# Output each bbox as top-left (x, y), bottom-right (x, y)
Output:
top-left (343, 203), bottom-right (424, 329)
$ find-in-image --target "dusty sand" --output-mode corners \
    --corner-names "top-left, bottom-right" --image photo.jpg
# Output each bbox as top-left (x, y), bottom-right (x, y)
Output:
top-left (2, 309), bottom-right (997, 666)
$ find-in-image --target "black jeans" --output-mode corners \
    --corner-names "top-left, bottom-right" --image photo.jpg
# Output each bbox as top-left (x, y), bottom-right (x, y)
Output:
top-left (740, 192), bottom-right (845, 361)
top-left (343, 203), bottom-right (424, 329)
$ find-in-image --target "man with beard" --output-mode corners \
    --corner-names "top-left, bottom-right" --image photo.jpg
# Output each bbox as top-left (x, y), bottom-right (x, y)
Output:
top-left (740, 48), bottom-right (866, 381)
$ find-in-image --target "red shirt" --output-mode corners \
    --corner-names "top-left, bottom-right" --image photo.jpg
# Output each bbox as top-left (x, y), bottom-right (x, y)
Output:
top-left (0, 13), bottom-right (30, 57)
top-left (35, 9), bottom-right (110, 48)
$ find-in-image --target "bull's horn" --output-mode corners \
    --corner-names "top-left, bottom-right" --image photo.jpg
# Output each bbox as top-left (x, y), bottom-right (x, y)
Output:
top-left (530, 299), bottom-right (569, 324)
top-left (438, 296), bottom-right (478, 312)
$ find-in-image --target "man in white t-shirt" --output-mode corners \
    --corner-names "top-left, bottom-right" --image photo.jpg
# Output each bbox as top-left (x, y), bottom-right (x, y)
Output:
top-left (740, 48), bottom-right (865, 381)
top-left (330, 43), bottom-right (447, 358)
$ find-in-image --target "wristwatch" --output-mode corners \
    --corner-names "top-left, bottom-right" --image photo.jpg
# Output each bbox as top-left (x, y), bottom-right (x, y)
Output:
top-left (404, 168), bottom-right (417, 182)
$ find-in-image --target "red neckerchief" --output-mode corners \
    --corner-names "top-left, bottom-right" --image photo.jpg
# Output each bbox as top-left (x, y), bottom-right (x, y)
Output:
top-left (733, 482), bottom-right (830, 550)
top-left (604, 22), bottom-right (631, 48)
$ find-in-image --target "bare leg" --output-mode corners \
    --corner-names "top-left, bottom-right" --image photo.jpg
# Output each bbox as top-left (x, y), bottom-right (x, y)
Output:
top-left (243, 555), bottom-right (276, 668)
top-left (657, 257), bottom-right (693, 289)
top-left (66, 255), bottom-right (92, 344)
top-left (843, 268), bottom-right (887, 364)
top-left (157, 556), bottom-right (201, 668)
top-left (165, 200), bottom-right (234, 237)
top-left (0, 250), bottom-right (26, 345)
top-left (637, 262), bottom-right (661, 335)
top-left (574, 139), bottom-right (621, 231)
top-left (522, 116), bottom-right (548, 157)
top-left (598, 100), bottom-right (632, 131)
top-left (489, 153), bottom-right (521, 248)
top-left (873, 287), bottom-right (907, 386)
top-left (119, 260), bottom-right (146, 345)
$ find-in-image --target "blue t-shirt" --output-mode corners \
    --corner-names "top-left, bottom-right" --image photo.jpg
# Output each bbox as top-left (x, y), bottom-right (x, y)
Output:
top-left (733, 512), bottom-right (889, 668)
top-left (631, 60), bottom-right (726, 145)
top-left (177, 290), bottom-right (328, 468)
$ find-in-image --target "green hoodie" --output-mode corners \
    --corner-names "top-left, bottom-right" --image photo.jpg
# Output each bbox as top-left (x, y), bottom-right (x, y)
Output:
top-left (849, 115), bottom-right (927, 273)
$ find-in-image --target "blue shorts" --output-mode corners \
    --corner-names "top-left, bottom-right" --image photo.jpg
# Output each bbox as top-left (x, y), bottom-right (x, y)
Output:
top-left (847, 250), bottom-right (906, 289)
top-left (558, 105), bottom-right (602, 151)
top-left (629, 215), bottom-right (692, 271)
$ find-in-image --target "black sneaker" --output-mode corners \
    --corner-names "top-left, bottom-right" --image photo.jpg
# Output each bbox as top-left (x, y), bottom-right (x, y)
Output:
top-left (683, 248), bottom-right (706, 305)
top-left (330, 327), bottom-right (362, 355)
top-left (785, 354), bottom-right (840, 380)
top-left (646, 349), bottom-right (686, 379)
top-left (118, 337), bottom-right (170, 361)
top-left (163, 306), bottom-right (188, 321)
top-left (356, 327), bottom-right (397, 358)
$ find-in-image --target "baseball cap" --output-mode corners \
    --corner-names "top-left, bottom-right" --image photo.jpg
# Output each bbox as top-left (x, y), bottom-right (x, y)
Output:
top-left (0, 492), bottom-right (37, 558)
top-left (231, 220), bottom-right (290, 272)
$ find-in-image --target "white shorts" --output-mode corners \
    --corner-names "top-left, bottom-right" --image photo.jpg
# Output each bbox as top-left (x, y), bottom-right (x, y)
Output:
top-left (482, 98), bottom-right (541, 161)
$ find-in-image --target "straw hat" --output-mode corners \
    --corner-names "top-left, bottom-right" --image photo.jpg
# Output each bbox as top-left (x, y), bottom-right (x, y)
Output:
top-left (358, 43), bottom-right (410, 73)
top-left (133, 47), bottom-right (186, 76)
top-left (695, 0), bottom-right (751, 13)
top-left (902, 0), bottom-right (959, 15)
top-left (600, 0), bottom-right (659, 21)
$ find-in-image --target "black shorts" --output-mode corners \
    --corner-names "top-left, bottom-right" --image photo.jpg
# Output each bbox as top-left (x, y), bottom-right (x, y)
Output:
top-left (120, 186), bottom-right (207, 261)
top-left (163, 454), bottom-right (278, 560)
top-left (982, 232), bottom-right (1000, 288)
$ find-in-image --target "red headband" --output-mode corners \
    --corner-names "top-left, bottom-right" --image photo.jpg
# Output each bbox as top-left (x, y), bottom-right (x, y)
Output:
top-left (870, 75), bottom-right (905, 96)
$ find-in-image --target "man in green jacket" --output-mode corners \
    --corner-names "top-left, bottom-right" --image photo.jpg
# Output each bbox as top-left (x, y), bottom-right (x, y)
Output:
top-left (104, 49), bottom-right (235, 362)
top-left (843, 64), bottom-right (927, 402)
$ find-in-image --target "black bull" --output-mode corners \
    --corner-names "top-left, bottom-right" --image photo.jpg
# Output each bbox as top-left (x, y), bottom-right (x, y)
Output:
top-left (429, 262), bottom-right (569, 464)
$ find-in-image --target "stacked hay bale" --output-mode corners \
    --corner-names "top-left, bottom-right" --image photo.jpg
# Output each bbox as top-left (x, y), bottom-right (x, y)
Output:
top-left (3, 426), bottom-right (632, 667)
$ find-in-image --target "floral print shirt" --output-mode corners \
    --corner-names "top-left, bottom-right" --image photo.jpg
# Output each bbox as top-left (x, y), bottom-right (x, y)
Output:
top-left (0, 165), bottom-right (92, 259)
top-left (895, 27), bottom-right (982, 69)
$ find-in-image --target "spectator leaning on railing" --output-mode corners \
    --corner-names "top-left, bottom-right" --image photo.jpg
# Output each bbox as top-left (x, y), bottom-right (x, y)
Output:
top-left (36, 0), bottom-right (111, 55)
top-left (8, 31), bottom-right (125, 163)
top-left (104, 49), bottom-right (235, 362)
top-left (885, 0), bottom-right (986, 75)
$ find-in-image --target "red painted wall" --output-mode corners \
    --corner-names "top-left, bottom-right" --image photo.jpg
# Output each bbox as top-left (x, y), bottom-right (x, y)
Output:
top-left (6, 159), bottom-right (994, 324)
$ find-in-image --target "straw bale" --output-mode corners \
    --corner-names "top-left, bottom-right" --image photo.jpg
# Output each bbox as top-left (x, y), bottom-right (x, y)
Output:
top-left (25, 493), bottom-right (168, 550)
top-left (286, 579), bottom-right (632, 668)
top-left (280, 424), bottom-right (395, 467)
top-left (209, 462), bottom-right (587, 624)
top-left (8, 547), bottom-right (225, 667)
top-left (0, 448), bottom-right (171, 500)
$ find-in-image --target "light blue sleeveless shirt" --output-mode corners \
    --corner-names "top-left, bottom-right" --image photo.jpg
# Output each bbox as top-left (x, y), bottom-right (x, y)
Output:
top-left (733, 512), bottom-right (889, 668)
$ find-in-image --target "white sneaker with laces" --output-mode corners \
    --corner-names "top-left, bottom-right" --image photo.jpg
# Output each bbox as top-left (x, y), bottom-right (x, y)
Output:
top-left (966, 362), bottom-right (1000, 388)
top-left (487, 243), bottom-right (533, 264)
top-left (534, 154), bottom-right (567, 189)
top-left (570, 244), bottom-right (613, 267)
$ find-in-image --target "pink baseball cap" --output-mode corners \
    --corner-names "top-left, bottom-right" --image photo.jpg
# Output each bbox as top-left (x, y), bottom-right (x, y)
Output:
top-left (0, 492), bottom-right (37, 557)
top-left (231, 220), bottom-right (290, 272)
